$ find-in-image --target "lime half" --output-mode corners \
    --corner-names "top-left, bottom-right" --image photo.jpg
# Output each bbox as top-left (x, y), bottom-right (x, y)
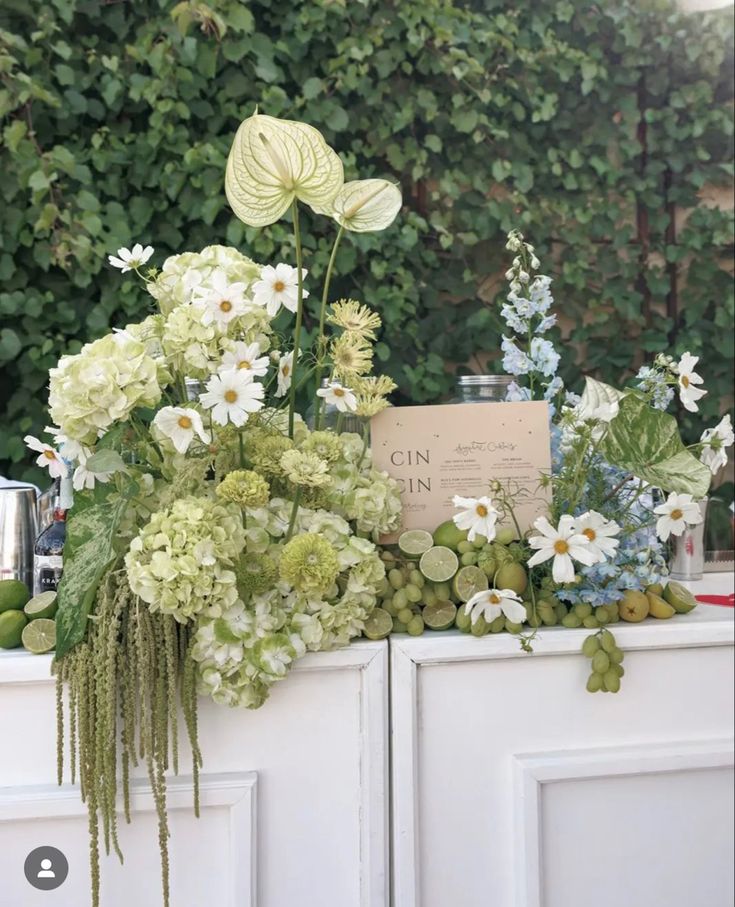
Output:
top-left (363, 608), bottom-right (393, 640)
top-left (24, 591), bottom-right (58, 620)
top-left (452, 565), bottom-right (489, 603)
top-left (398, 529), bottom-right (434, 558)
top-left (663, 581), bottom-right (697, 614)
top-left (21, 618), bottom-right (56, 654)
top-left (419, 546), bottom-right (459, 583)
top-left (423, 601), bottom-right (457, 630)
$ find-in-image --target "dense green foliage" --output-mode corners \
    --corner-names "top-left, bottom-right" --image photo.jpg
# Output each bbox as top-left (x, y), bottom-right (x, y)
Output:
top-left (1, 0), bottom-right (733, 484)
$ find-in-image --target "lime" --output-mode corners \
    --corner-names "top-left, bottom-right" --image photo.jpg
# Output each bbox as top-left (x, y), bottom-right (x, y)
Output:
top-left (452, 565), bottom-right (489, 603)
top-left (398, 529), bottom-right (434, 558)
top-left (24, 591), bottom-right (58, 620)
top-left (363, 608), bottom-right (393, 640)
top-left (494, 562), bottom-right (528, 595)
top-left (494, 526), bottom-right (516, 546)
top-left (423, 600), bottom-right (457, 630)
top-left (419, 546), bottom-right (459, 583)
top-left (0, 578), bottom-right (30, 613)
top-left (0, 609), bottom-right (28, 648)
top-left (21, 618), bottom-right (56, 654)
top-left (432, 520), bottom-right (467, 550)
top-left (663, 581), bottom-right (697, 614)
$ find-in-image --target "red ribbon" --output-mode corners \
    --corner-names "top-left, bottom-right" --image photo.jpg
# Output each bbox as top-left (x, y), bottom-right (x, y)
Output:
top-left (695, 594), bottom-right (735, 607)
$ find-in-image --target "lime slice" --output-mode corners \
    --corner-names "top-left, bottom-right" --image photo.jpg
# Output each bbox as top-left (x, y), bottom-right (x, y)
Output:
top-left (663, 581), bottom-right (697, 614)
top-left (423, 600), bottom-right (457, 630)
top-left (398, 529), bottom-right (434, 558)
top-left (363, 608), bottom-right (393, 640)
top-left (21, 618), bottom-right (56, 654)
top-left (452, 565), bottom-right (489, 603)
top-left (24, 591), bottom-right (58, 619)
top-left (419, 546), bottom-right (459, 583)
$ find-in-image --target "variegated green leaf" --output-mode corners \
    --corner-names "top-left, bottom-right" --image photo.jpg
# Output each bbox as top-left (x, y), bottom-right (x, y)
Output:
top-left (330, 179), bottom-right (403, 232)
top-left (225, 112), bottom-right (344, 227)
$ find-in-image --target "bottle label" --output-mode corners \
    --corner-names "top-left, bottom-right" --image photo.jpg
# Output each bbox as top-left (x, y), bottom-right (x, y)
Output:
top-left (34, 556), bottom-right (64, 596)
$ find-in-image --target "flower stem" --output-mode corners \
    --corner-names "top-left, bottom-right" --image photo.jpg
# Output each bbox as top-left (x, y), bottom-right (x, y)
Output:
top-left (288, 201), bottom-right (305, 439)
top-left (285, 488), bottom-right (302, 541)
top-left (238, 432), bottom-right (245, 468)
top-left (356, 420), bottom-right (370, 471)
top-left (315, 224), bottom-right (345, 429)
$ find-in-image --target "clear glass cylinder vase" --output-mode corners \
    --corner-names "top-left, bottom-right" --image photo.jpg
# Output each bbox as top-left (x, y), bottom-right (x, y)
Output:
top-left (449, 375), bottom-right (513, 404)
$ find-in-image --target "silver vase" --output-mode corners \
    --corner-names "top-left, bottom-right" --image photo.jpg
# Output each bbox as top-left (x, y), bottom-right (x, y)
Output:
top-left (0, 485), bottom-right (39, 589)
top-left (669, 497), bottom-right (708, 581)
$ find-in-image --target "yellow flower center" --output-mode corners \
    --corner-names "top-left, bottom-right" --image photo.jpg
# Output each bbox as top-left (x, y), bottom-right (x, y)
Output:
top-left (273, 280), bottom-right (286, 292)
top-left (224, 390), bottom-right (238, 404)
top-left (476, 504), bottom-right (488, 517)
top-left (670, 508), bottom-right (683, 520)
top-left (43, 449), bottom-right (56, 460)
top-left (238, 360), bottom-right (252, 370)
top-left (489, 593), bottom-right (501, 604)
top-left (554, 539), bottom-right (570, 555)
top-left (334, 388), bottom-right (345, 397)
top-left (282, 364), bottom-right (290, 377)
top-left (177, 416), bottom-right (192, 429)
top-left (219, 299), bottom-right (232, 312)
top-left (583, 528), bottom-right (597, 542)
top-left (681, 375), bottom-right (690, 388)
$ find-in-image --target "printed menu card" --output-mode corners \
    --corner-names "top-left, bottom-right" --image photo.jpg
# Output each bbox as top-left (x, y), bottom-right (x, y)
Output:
top-left (370, 401), bottom-right (552, 542)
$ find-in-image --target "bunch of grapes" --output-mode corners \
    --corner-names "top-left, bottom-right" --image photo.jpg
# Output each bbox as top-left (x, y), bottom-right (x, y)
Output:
top-left (581, 629), bottom-right (625, 693)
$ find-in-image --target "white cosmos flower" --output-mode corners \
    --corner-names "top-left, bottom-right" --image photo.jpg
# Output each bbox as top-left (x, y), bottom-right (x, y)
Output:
top-left (220, 341), bottom-right (270, 378)
top-left (192, 270), bottom-right (247, 327)
top-left (275, 351), bottom-right (294, 398)
top-left (200, 371), bottom-right (265, 427)
top-left (675, 352), bottom-right (706, 413)
top-left (108, 243), bottom-right (154, 273)
top-left (153, 406), bottom-right (210, 454)
top-left (463, 588), bottom-right (526, 626)
top-left (72, 447), bottom-right (114, 491)
top-left (317, 381), bottom-right (357, 413)
top-left (44, 426), bottom-right (85, 462)
top-left (452, 495), bottom-right (499, 542)
top-left (527, 514), bottom-right (597, 583)
top-left (571, 510), bottom-right (621, 563)
top-left (700, 414), bottom-right (734, 475)
top-left (252, 263), bottom-right (308, 317)
top-left (653, 492), bottom-right (704, 542)
top-left (24, 435), bottom-right (68, 479)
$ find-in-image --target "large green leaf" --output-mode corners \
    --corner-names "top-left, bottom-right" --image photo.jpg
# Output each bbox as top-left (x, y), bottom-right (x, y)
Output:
top-left (55, 497), bottom-right (128, 658)
top-left (601, 394), bottom-right (711, 498)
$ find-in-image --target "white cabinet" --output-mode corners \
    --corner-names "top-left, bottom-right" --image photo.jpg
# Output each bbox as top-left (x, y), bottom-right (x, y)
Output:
top-left (390, 599), bottom-right (734, 907)
top-left (0, 641), bottom-right (388, 907)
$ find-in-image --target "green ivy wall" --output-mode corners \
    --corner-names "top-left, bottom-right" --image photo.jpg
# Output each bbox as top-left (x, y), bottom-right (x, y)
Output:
top-left (1, 0), bottom-right (733, 484)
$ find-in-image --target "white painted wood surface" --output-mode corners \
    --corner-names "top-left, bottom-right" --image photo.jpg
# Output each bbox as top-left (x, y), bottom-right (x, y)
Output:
top-left (0, 640), bottom-right (389, 907)
top-left (391, 585), bottom-right (734, 907)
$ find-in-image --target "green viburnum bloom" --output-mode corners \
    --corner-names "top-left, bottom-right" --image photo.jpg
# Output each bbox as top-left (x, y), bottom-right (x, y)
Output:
top-left (235, 552), bottom-right (277, 597)
top-left (301, 430), bottom-right (344, 464)
top-left (216, 470), bottom-right (270, 508)
top-left (279, 533), bottom-right (340, 595)
top-left (280, 449), bottom-right (331, 488)
top-left (247, 429), bottom-right (294, 477)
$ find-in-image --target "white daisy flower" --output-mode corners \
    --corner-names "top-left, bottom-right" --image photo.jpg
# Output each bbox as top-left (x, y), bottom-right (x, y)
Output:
top-left (72, 447), bottom-right (114, 491)
top-left (24, 435), bottom-right (68, 479)
top-left (108, 243), bottom-right (154, 273)
top-left (527, 514), bottom-right (597, 583)
top-left (452, 494), bottom-right (499, 543)
top-left (275, 351), bottom-right (294, 398)
top-left (252, 263), bottom-right (308, 317)
top-left (675, 352), bottom-right (706, 413)
top-left (700, 414), bottom-right (734, 475)
top-left (571, 510), bottom-right (621, 563)
top-left (152, 406), bottom-right (210, 454)
top-left (653, 492), bottom-right (704, 542)
top-left (317, 381), bottom-right (357, 413)
top-left (220, 342), bottom-right (270, 378)
top-left (200, 371), bottom-right (264, 427)
top-left (44, 426), bottom-right (85, 463)
top-left (463, 588), bottom-right (526, 626)
top-left (192, 270), bottom-right (247, 327)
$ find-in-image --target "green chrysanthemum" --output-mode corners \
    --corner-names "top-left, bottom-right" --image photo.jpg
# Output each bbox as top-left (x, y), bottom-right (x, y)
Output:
top-left (279, 533), bottom-right (340, 595)
top-left (302, 430), bottom-right (344, 464)
top-left (280, 449), bottom-right (331, 488)
top-left (235, 552), bottom-right (278, 597)
top-left (216, 470), bottom-right (270, 508)
top-left (247, 429), bottom-right (294, 477)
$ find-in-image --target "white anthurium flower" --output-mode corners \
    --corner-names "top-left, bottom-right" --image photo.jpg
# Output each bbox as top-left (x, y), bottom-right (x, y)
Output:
top-left (192, 270), bottom-right (247, 327)
top-left (24, 435), bottom-right (68, 479)
top-left (527, 514), bottom-right (597, 583)
top-left (325, 179), bottom-right (402, 233)
top-left (72, 447), bottom-right (114, 491)
top-left (463, 588), bottom-right (527, 626)
top-left (675, 352), bottom-right (706, 413)
top-left (275, 351), bottom-right (294, 398)
top-left (221, 341), bottom-right (270, 378)
top-left (153, 406), bottom-right (210, 454)
top-left (108, 243), bottom-right (154, 273)
top-left (317, 381), bottom-right (357, 413)
top-left (700, 414), bottom-right (734, 475)
top-left (200, 371), bottom-right (265, 427)
top-left (571, 510), bottom-right (621, 563)
top-left (653, 492), bottom-right (704, 542)
top-left (225, 111), bottom-right (344, 227)
top-left (452, 495), bottom-right (499, 542)
top-left (252, 263), bottom-right (308, 317)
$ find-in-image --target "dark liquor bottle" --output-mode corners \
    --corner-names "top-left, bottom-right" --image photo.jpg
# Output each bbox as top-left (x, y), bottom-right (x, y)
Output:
top-left (33, 478), bottom-right (71, 595)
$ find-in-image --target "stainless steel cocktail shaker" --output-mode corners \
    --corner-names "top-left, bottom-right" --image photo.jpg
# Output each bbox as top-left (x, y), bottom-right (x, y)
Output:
top-left (0, 485), bottom-right (39, 588)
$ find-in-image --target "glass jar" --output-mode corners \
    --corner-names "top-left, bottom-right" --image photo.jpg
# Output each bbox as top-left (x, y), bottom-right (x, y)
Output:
top-left (306, 379), bottom-right (363, 435)
top-left (450, 374), bottom-right (513, 404)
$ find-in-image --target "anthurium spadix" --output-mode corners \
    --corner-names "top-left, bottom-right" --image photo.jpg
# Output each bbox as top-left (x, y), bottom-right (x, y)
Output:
top-left (225, 112), bottom-right (344, 227)
top-left (330, 179), bottom-right (403, 232)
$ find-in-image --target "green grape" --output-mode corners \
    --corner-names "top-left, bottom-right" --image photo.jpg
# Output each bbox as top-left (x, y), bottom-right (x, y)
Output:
top-left (607, 609), bottom-right (620, 624)
top-left (422, 587), bottom-right (438, 608)
top-left (583, 615), bottom-right (600, 629)
top-left (408, 570), bottom-right (425, 588)
top-left (607, 602), bottom-right (620, 619)
top-left (526, 612), bottom-right (543, 628)
top-left (392, 589), bottom-right (408, 610)
top-left (592, 650), bottom-right (610, 674)
top-left (397, 607), bottom-right (414, 624)
top-left (381, 550), bottom-right (396, 563)
top-left (505, 621), bottom-right (523, 634)
top-left (561, 613), bottom-right (582, 628)
top-left (383, 599), bottom-right (399, 617)
top-left (405, 584), bottom-right (423, 603)
top-left (495, 526), bottom-right (516, 546)
top-left (472, 535), bottom-right (487, 550)
top-left (603, 669), bottom-right (621, 693)
top-left (489, 615), bottom-right (506, 633)
top-left (586, 672), bottom-right (603, 693)
top-left (609, 647), bottom-right (624, 665)
top-left (433, 582), bottom-right (451, 601)
top-left (582, 635), bottom-right (600, 658)
top-left (612, 664), bottom-right (624, 677)
top-left (574, 603), bottom-right (593, 619)
top-left (455, 609), bottom-right (472, 632)
top-left (470, 615), bottom-right (489, 636)
top-left (392, 618), bottom-right (408, 633)
top-left (389, 568), bottom-right (406, 590)
top-left (554, 602), bottom-right (568, 621)
top-left (407, 615), bottom-right (425, 636)
top-left (600, 629), bottom-right (616, 652)
top-left (595, 606), bottom-right (610, 624)
top-left (457, 541), bottom-right (474, 554)
top-left (460, 551), bottom-right (479, 566)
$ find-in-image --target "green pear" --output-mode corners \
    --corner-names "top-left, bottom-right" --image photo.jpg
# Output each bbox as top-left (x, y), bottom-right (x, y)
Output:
top-left (619, 590), bottom-right (649, 623)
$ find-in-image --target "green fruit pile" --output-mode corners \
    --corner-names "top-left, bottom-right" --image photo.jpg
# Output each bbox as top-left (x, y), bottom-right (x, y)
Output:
top-left (0, 580), bottom-right (57, 654)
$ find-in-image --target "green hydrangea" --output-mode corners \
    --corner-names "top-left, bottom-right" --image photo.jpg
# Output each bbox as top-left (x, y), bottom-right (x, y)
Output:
top-left (280, 449), bottom-right (331, 488)
top-left (216, 470), bottom-right (270, 508)
top-left (279, 533), bottom-right (340, 595)
top-left (340, 468), bottom-right (402, 538)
